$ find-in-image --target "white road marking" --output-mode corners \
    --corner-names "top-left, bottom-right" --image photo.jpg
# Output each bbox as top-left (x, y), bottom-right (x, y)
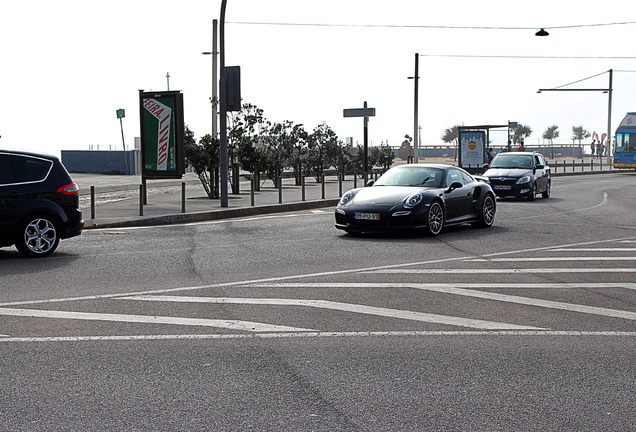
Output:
top-left (367, 268), bottom-right (636, 274)
top-left (0, 308), bottom-right (315, 333)
top-left (547, 248), bottom-right (636, 252)
top-left (2, 235), bottom-right (636, 309)
top-left (2, 330), bottom-right (635, 343)
top-left (120, 295), bottom-right (546, 330)
top-left (502, 192), bottom-right (607, 221)
top-left (468, 257), bottom-right (636, 262)
top-left (245, 283), bottom-right (636, 321)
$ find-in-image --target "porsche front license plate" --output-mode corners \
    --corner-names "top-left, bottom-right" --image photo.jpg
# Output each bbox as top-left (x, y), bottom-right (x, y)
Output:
top-left (494, 185), bottom-right (511, 190)
top-left (354, 212), bottom-right (380, 220)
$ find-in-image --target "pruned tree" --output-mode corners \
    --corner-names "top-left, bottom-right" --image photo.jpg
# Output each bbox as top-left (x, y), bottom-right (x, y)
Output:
top-left (571, 125), bottom-right (591, 144)
top-left (542, 125), bottom-right (559, 144)
top-left (184, 126), bottom-right (220, 199)
top-left (513, 124), bottom-right (532, 144)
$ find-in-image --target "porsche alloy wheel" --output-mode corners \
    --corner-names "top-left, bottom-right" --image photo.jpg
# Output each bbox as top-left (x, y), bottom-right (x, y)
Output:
top-left (476, 194), bottom-right (496, 228)
top-left (425, 201), bottom-right (444, 236)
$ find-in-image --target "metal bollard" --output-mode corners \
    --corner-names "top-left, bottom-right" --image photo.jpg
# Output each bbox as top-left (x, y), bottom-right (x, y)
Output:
top-left (278, 176), bottom-right (283, 204)
top-left (301, 176), bottom-right (306, 201)
top-left (321, 174), bottom-right (326, 199)
top-left (250, 178), bottom-right (255, 206)
top-left (181, 182), bottom-right (186, 213)
top-left (354, 174), bottom-right (357, 189)
top-left (339, 174), bottom-right (342, 197)
top-left (90, 186), bottom-right (95, 220)
top-left (139, 185), bottom-right (144, 216)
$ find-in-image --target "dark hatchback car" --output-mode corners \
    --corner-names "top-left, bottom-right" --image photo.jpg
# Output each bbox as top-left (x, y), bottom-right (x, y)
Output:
top-left (0, 150), bottom-right (84, 257)
top-left (483, 151), bottom-right (551, 200)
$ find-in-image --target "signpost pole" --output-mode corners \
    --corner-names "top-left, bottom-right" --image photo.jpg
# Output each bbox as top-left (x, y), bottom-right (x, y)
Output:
top-left (343, 104), bottom-right (375, 185)
top-left (363, 101), bottom-right (369, 184)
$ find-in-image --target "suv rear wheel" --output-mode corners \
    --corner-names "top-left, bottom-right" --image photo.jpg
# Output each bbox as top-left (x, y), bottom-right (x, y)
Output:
top-left (15, 214), bottom-right (60, 258)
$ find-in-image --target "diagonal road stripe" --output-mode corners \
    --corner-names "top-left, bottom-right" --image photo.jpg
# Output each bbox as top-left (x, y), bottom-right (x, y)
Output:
top-left (243, 283), bottom-right (636, 321)
top-left (468, 257), bottom-right (636, 262)
top-left (366, 268), bottom-right (636, 274)
top-left (0, 307), bottom-right (315, 333)
top-left (2, 330), bottom-right (636, 343)
top-left (120, 295), bottom-right (547, 330)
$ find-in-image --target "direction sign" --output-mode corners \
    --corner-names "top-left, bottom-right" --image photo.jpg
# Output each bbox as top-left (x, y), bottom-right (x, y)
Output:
top-left (343, 108), bottom-right (376, 117)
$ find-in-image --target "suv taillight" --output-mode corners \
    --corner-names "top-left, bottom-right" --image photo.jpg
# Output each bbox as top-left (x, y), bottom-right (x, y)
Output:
top-left (57, 183), bottom-right (80, 195)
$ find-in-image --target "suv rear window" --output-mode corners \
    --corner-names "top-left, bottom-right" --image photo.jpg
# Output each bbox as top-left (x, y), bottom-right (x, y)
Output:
top-left (0, 154), bottom-right (53, 185)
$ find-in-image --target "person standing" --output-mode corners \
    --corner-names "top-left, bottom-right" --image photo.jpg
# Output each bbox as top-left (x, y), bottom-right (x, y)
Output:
top-left (517, 139), bottom-right (526, 152)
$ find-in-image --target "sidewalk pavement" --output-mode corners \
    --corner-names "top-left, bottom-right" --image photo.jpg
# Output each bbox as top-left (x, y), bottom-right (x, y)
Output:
top-left (75, 156), bottom-right (620, 230)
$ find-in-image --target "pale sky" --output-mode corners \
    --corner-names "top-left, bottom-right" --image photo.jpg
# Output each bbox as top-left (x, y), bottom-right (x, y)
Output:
top-left (1, 0), bottom-right (635, 158)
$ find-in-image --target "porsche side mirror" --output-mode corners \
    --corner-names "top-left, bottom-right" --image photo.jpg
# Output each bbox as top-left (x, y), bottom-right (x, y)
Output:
top-left (536, 164), bottom-right (544, 169)
top-left (366, 180), bottom-right (375, 187)
top-left (446, 181), bottom-right (463, 192)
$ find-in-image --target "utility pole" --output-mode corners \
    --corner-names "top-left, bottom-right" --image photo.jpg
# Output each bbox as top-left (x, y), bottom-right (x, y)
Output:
top-left (408, 53), bottom-right (419, 163)
top-left (212, 20), bottom-right (218, 138)
top-left (607, 69), bottom-right (613, 165)
top-left (218, 0), bottom-right (229, 207)
top-left (166, 72), bottom-right (170, 91)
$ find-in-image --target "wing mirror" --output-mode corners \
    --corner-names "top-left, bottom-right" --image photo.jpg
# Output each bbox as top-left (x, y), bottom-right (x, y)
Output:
top-left (366, 180), bottom-right (375, 187)
top-left (446, 181), bottom-right (463, 193)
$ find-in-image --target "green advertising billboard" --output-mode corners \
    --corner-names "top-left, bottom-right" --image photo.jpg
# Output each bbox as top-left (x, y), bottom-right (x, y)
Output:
top-left (139, 90), bottom-right (185, 178)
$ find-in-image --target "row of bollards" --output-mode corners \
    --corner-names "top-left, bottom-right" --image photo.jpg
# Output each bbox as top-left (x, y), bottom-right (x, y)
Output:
top-left (87, 175), bottom-right (361, 219)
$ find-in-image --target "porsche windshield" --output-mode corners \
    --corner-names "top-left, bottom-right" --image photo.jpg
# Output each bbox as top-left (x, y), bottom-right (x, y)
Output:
top-left (490, 154), bottom-right (534, 169)
top-left (375, 167), bottom-right (444, 187)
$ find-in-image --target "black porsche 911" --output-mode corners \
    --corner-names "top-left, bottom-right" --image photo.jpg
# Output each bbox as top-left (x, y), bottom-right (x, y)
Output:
top-left (335, 164), bottom-right (496, 235)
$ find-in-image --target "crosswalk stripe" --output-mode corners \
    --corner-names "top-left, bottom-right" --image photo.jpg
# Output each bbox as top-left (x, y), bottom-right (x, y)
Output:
top-left (468, 257), bottom-right (636, 262)
top-left (120, 295), bottom-right (546, 330)
top-left (366, 268), bottom-right (636, 274)
top-left (244, 283), bottom-right (636, 321)
top-left (547, 248), bottom-right (636, 252)
top-left (2, 330), bottom-right (636, 343)
top-left (0, 307), bottom-right (315, 333)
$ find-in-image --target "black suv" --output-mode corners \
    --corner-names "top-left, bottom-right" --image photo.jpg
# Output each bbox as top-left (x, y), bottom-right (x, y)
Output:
top-left (483, 151), bottom-right (551, 200)
top-left (0, 150), bottom-right (84, 257)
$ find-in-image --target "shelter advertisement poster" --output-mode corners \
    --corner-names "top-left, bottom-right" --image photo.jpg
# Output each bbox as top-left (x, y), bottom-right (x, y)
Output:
top-left (459, 131), bottom-right (486, 168)
top-left (139, 90), bottom-right (185, 178)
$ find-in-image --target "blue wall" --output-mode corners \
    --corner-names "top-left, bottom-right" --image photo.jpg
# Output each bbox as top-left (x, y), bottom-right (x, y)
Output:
top-left (61, 150), bottom-right (135, 174)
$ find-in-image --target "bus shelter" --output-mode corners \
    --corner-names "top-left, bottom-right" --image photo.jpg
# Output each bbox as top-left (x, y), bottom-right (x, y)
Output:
top-left (458, 124), bottom-right (514, 173)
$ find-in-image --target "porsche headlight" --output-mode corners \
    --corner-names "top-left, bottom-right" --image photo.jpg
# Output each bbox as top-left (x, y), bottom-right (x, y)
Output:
top-left (516, 176), bottom-right (531, 184)
top-left (339, 191), bottom-right (354, 206)
top-left (404, 192), bottom-right (423, 208)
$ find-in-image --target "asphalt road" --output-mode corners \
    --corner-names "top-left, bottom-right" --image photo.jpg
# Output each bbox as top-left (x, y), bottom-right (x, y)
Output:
top-left (1, 172), bottom-right (635, 431)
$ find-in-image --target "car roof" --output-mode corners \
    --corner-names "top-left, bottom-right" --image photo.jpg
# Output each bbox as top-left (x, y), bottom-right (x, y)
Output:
top-left (495, 151), bottom-right (541, 156)
top-left (392, 163), bottom-right (452, 169)
top-left (0, 149), bottom-right (59, 161)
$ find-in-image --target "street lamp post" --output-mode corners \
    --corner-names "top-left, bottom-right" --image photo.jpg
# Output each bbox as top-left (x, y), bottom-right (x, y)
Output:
top-left (202, 19), bottom-right (219, 138)
top-left (218, 0), bottom-right (229, 207)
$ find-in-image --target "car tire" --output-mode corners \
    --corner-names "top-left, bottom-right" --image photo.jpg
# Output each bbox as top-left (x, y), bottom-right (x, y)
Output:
top-left (425, 201), bottom-right (444, 236)
top-left (474, 194), bottom-right (496, 228)
top-left (542, 180), bottom-right (551, 199)
top-left (528, 183), bottom-right (536, 201)
top-left (15, 214), bottom-right (60, 258)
